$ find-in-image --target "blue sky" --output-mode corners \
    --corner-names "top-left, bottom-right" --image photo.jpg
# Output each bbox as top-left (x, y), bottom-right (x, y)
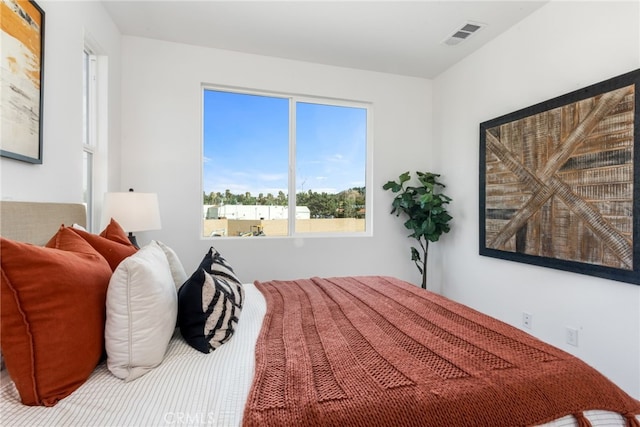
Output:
top-left (203, 89), bottom-right (367, 198)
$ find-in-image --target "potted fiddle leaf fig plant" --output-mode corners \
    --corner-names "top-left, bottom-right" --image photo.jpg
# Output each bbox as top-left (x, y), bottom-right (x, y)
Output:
top-left (383, 171), bottom-right (452, 289)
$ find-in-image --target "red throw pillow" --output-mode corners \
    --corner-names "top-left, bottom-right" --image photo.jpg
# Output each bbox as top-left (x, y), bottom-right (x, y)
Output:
top-left (99, 218), bottom-right (135, 246)
top-left (58, 219), bottom-right (137, 271)
top-left (0, 233), bottom-right (112, 406)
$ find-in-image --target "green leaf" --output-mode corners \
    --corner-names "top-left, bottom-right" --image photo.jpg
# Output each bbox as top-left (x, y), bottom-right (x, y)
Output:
top-left (440, 213), bottom-right (453, 222)
top-left (382, 181), bottom-right (402, 192)
top-left (399, 171), bottom-right (411, 184)
top-left (410, 246), bottom-right (421, 262)
top-left (419, 193), bottom-right (433, 208)
top-left (404, 218), bottom-right (418, 232)
top-left (424, 218), bottom-right (436, 235)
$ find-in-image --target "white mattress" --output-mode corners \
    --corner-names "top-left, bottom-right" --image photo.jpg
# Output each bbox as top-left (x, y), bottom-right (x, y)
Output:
top-left (0, 282), bottom-right (637, 427)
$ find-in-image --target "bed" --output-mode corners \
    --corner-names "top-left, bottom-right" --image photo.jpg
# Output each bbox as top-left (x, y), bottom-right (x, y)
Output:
top-left (1, 201), bottom-right (639, 427)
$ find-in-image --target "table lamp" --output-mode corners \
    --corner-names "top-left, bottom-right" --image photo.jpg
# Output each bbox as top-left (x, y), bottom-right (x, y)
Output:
top-left (102, 188), bottom-right (161, 248)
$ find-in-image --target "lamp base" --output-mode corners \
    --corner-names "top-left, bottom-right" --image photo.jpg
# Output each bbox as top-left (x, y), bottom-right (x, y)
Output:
top-left (128, 232), bottom-right (140, 249)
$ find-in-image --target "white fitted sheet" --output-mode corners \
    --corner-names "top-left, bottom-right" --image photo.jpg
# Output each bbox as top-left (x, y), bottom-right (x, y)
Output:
top-left (0, 282), bottom-right (266, 427)
top-left (1, 281), bottom-right (637, 427)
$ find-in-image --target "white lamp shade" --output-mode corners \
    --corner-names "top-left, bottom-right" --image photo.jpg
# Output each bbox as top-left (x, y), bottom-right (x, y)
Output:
top-left (102, 192), bottom-right (161, 232)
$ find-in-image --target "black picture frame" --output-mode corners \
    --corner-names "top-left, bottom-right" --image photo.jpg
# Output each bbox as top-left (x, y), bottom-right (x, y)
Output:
top-left (479, 69), bottom-right (639, 285)
top-left (0, 0), bottom-right (45, 164)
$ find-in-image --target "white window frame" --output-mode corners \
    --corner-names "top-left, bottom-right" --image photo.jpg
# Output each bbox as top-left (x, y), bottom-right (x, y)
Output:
top-left (201, 85), bottom-right (374, 239)
top-left (83, 33), bottom-right (108, 232)
top-left (83, 47), bottom-right (97, 230)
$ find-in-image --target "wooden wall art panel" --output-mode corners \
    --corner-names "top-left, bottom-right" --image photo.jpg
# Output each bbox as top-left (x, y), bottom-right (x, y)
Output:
top-left (479, 69), bottom-right (639, 285)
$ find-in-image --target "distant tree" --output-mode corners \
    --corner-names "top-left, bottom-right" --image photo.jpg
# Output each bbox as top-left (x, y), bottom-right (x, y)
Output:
top-left (266, 193), bottom-right (275, 205)
top-left (204, 187), bottom-right (366, 219)
top-left (203, 191), bottom-right (213, 205)
top-left (203, 191), bottom-right (225, 205)
top-left (277, 191), bottom-right (287, 206)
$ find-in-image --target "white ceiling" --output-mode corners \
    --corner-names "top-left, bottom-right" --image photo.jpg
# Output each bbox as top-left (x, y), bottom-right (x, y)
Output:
top-left (101, 0), bottom-right (548, 79)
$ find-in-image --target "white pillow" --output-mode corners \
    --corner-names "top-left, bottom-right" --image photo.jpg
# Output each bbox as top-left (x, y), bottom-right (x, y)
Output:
top-left (155, 240), bottom-right (188, 290)
top-left (105, 241), bottom-right (178, 382)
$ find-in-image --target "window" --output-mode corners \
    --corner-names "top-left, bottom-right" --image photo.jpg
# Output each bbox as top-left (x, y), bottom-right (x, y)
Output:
top-left (202, 87), bottom-right (371, 238)
top-left (82, 34), bottom-right (109, 233)
top-left (83, 47), bottom-right (97, 230)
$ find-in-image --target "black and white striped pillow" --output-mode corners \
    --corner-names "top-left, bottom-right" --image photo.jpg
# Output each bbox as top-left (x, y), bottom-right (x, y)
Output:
top-left (178, 248), bottom-right (244, 353)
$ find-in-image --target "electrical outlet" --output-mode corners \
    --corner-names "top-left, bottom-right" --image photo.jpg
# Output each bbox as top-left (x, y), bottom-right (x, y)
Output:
top-left (566, 327), bottom-right (579, 346)
top-left (522, 312), bottom-right (532, 329)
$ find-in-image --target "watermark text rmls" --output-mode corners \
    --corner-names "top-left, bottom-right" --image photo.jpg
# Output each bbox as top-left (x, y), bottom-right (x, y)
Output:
top-left (163, 412), bottom-right (218, 425)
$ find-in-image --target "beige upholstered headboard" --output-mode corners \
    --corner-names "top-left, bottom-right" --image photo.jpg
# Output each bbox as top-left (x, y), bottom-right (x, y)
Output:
top-left (0, 201), bottom-right (87, 245)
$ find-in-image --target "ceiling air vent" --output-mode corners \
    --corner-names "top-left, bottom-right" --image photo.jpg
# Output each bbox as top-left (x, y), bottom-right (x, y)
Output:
top-left (442, 21), bottom-right (485, 46)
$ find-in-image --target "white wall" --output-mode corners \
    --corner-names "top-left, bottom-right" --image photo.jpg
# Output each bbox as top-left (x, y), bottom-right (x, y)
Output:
top-left (433, 1), bottom-right (640, 398)
top-left (0, 1), bottom-right (121, 206)
top-left (119, 36), bottom-right (433, 285)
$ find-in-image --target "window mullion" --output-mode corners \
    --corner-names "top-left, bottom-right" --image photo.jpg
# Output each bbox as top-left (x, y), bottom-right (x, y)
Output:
top-left (288, 97), bottom-right (296, 236)
top-left (88, 55), bottom-right (97, 147)
top-left (83, 47), bottom-right (98, 231)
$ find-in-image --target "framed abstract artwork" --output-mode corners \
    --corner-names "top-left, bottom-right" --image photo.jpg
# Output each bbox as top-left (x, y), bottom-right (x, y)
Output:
top-left (1, 0), bottom-right (45, 164)
top-left (479, 69), bottom-right (639, 285)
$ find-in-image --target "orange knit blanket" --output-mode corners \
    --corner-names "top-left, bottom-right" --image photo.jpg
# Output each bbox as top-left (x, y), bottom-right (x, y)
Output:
top-left (243, 276), bottom-right (640, 427)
